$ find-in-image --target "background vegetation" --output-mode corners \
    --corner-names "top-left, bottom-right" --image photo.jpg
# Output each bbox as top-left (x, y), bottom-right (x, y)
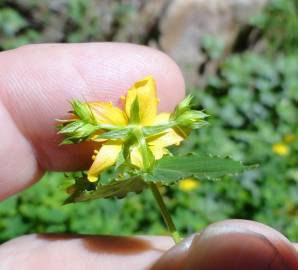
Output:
top-left (0, 0), bottom-right (298, 243)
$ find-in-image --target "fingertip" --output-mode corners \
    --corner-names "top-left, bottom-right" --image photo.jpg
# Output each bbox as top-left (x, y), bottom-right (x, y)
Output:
top-left (185, 220), bottom-right (298, 270)
top-left (153, 220), bottom-right (298, 270)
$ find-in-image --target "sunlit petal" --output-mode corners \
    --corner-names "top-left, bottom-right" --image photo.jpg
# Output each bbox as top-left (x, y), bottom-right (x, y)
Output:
top-left (87, 141), bottom-right (122, 182)
top-left (149, 145), bottom-right (168, 160)
top-left (148, 127), bottom-right (185, 148)
top-left (153, 113), bottom-right (171, 125)
top-left (125, 76), bottom-right (158, 126)
top-left (88, 102), bottom-right (128, 126)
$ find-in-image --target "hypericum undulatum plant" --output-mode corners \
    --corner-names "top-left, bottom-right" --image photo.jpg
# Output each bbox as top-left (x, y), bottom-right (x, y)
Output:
top-left (57, 76), bottom-right (250, 243)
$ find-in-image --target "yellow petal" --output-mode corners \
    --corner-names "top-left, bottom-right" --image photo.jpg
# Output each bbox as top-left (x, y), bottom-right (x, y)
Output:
top-left (131, 143), bottom-right (170, 168)
top-left (130, 146), bottom-right (143, 168)
top-left (152, 112), bottom-right (186, 148)
top-left (148, 127), bottom-right (185, 148)
top-left (153, 113), bottom-right (171, 125)
top-left (88, 102), bottom-right (128, 126)
top-left (149, 145), bottom-right (169, 160)
top-left (87, 142), bottom-right (122, 182)
top-left (125, 76), bottom-right (158, 126)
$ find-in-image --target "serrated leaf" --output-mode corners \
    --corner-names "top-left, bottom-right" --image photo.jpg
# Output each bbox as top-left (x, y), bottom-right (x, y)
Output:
top-left (66, 177), bottom-right (147, 203)
top-left (63, 173), bottom-right (96, 204)
top-left (146, 154), bottom-right (255, 184)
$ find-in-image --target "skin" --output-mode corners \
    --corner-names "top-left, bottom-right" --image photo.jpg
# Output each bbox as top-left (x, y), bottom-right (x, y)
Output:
top-left (0, 43), bottom-right (297, 270)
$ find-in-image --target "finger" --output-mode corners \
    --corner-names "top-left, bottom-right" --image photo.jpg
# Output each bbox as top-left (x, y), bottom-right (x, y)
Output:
top-left (152, 220), bottom-right (298, 270)
top-left (0, 43), bottom-right (185, 200)
top-left (0, 234), bottom-right (174, 270)
top-left (150, 235), bottom-right (196, 270)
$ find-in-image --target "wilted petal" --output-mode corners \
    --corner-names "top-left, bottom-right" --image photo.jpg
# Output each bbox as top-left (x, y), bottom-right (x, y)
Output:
top-left (88, 102), bottom-right (128, 126)
top-left (125, 76), bottom-right (158, 126)
top-left (87, 142), bottom-right (122, 182)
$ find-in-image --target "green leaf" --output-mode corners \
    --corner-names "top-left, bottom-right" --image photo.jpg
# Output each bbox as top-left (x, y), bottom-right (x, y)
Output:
top-left (146, 154), bottom-right (255, 184)
top-left (63, 173), bottom-right (96, 204)
top-left (65, 177), bottom-right (147, 203)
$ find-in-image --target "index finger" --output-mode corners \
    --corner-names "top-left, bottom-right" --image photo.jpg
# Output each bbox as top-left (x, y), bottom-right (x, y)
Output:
top-left (0, 43), bottom-right (185, 200)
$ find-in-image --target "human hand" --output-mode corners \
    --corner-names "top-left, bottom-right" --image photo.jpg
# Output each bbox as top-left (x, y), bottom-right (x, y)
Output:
top-left (0, 43), bottom-right (297, 270)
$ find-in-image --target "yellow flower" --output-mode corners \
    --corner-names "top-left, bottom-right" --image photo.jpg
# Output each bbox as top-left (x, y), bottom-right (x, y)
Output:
top-left (272, 143), bottom-right (290, 156)
top-left (283, 134), bottom-right (295, 144)
top-left (178, 178), bottom-right (199, 192)
top-left (86, 76), bottom-right (185, 182)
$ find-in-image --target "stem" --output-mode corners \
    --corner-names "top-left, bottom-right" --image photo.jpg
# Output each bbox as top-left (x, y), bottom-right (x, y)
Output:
top-left (149, 183), bottom-right (181, 244)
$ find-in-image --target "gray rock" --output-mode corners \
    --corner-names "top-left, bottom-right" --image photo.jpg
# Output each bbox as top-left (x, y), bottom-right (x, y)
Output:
top-left (159, 0), bottom-right (268, 86)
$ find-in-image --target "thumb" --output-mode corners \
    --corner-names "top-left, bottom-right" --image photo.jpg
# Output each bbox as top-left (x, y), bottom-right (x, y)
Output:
top-left (151, 220), bottom-right (298, 270)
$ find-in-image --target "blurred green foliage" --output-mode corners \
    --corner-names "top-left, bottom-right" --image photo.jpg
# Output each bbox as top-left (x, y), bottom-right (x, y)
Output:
top-left (185, 52), bottom-right (298, 239)
top-left (0, 0), bottom-right (298, 243)
top-left (252, 0), bottom-right (298, 52)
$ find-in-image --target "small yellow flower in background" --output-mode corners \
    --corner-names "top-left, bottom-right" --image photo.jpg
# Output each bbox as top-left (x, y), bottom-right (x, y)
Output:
top-left (272, 143), bottom-right (290, 156)
top-left (283, 134), bottom-right (295, 144)
top-left (179, 178), bottom-right (200, 192)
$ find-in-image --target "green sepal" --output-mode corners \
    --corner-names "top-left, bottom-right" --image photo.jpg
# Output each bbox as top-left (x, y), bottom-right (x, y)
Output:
top-left (58, 120), bottom-right (99, 144)
top-left (65, 177), bottom-right (147, 203)
top-left (134, 128), bottom-right (155, 171)
top-left (95, 127), bottom-right (132, 140)
top-left (176, 110), bottom-right (209, 129)
top-left (145, 154), bottom-right (256, 184)
top-left (129, 97), bottom-right (140, 124)
top-left (143, 123), bottom-right (174, 136)
top-left (71, 100), bottom-right (96, 124)
top-left (170, 95), bottom-right (194, 120)
top-left (170, 95), bottom-right (209, 130)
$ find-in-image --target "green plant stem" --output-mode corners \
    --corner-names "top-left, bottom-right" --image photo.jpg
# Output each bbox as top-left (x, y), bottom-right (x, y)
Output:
top-left (149, 182), bottom-right (182, 244)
